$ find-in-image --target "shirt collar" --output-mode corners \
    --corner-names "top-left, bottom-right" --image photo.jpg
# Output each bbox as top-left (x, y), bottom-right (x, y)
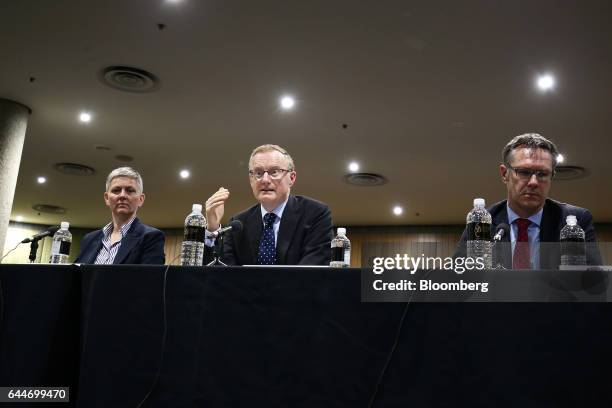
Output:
top-left (102, 216), bottom-right (137, 239)
top-left (260, 197), bottom-right (289, 221)
top-left (507, 205), bottom-right (543, 227)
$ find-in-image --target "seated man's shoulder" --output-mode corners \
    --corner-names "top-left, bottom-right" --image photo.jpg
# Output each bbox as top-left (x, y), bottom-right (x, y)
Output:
top-left (487, 199), bottom-right (508, 214)
top-left (547, 199), bottom-right (592, 216)
top-left (292, 195), bottom-right (330, 211)
top-left (232, 202), bottom-right (261, 221)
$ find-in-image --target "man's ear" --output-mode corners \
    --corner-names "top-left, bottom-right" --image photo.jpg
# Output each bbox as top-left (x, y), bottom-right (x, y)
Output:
top-left (500, 164), bottom-right (508, 184)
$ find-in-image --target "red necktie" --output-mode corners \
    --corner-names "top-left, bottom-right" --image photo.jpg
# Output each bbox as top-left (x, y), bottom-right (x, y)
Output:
top-left (513, 218), bottom-right (531, 269)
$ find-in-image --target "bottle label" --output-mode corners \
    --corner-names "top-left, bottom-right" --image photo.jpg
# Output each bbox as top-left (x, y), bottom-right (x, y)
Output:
top-left (51, 240), bottom-right (71, 256)
top-left (331, 247), bottom-right (345, 262)
top-left (467, 222), bottom-right (491, 240)
top-left (184, 226), bottom-right (205, 242)
top-left (59, 241), bottom-right (71, 256)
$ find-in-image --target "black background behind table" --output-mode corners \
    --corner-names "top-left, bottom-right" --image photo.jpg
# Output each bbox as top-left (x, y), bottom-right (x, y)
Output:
top-left (1, 265), bottom-right (611, 407)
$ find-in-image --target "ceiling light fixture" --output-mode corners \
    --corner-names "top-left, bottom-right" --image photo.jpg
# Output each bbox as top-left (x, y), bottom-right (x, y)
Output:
top-left (37, 176), bottom-right (46, 184)
top-left (348, 162), bottom-right (360, 172)
top-left (279, 95), bottom-right (296, 110)
top-left (536, 74), bottom-right (555, 92)
top-left (179, 169), bottom-right (190, 179)
top-left (556, 154), bottom-right (564, 164)
top-left (15, 215), bottom-right (24, 222)
top-left (393, 206), bottom-right (404, 216)
top-left (79, 112), bottom-right (92, 123)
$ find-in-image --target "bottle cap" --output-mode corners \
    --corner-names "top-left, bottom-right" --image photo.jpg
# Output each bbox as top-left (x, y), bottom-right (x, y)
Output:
top-left (473, 198), bottom-right (485, 208)
top-left (192, 204), bottom-right (203, 213)
top-left (60, 221), bottom-right (69, 230)
top-left (337, 227), bottom-right (346, 236)
top-left (566, 215), bottom-right (577, 226)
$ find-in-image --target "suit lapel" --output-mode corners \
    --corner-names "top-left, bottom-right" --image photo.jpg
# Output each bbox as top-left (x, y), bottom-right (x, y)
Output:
top-left (539, 199), bottom-right (561, 269)
top-left (113, 218), bottom-right (141, 264)
top-left (539, 199), bottom-right (559, 243)
top-left (276, 196), bottom-right (300, 265)
top-left (85, 231), bottom-right (104, 263)
top-left (245, 207), bottom-right (263, 264)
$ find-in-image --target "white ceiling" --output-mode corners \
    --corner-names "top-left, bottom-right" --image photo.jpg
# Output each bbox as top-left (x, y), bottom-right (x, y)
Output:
top-left (1, 0), bottom-right (611, 228)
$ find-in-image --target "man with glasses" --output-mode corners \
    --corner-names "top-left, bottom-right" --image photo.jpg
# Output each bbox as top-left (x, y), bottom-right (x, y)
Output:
top-left (204, 144), bottom-right (333, 265)
top-left (457, 133), bottom-right (601, 268)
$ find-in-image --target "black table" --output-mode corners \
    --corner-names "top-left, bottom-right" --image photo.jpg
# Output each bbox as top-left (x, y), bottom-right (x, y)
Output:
top-left (1, 265), bottom-right (611, 407)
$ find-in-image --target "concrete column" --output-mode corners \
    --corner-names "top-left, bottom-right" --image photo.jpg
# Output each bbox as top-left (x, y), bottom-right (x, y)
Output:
top-left (0, 98), bottom-right (30, 254)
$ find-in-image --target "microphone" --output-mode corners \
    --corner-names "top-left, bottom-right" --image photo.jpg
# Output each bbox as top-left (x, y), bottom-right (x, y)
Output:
top-left (21, 225), bottom-right (60, 243)
top-left (210, 220), bottom-right (243, 238)
top-left (493, 223), bottom-right (509, 242)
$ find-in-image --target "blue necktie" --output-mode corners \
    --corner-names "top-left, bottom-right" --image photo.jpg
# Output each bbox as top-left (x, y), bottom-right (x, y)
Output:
top-left (257, 212), bottom-right (277, 265)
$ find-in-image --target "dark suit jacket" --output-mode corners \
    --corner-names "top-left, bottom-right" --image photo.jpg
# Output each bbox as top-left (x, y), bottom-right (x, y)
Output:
top-left (456, 199), bottom-right (602, 268)
top-left (75, 217), bottom-right (166, 264)
top-left (206, 195), bottom-right (333, 266)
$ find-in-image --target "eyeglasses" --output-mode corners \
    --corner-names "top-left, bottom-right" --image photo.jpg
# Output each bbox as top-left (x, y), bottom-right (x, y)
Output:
top-left (506, 164), bottom-right (554, 182)
top-left (248, 168), bottom-right (291, 180)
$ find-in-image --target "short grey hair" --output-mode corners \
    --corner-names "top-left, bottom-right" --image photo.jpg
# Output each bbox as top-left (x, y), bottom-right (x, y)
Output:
top-left (249, 144), bottom-right (295, 171)
top-left (105, 167), bottom-right (143, 192)
top-left (502, 133), bottom-right (559, 172)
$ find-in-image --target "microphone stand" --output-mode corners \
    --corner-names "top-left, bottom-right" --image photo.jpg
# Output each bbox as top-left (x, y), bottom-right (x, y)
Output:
top-left (206, 234), bottom-right (227, 266)
top-left (28, 239), bottom-right (40, 263)
top-left (491, 239), bottom-right (506, 270)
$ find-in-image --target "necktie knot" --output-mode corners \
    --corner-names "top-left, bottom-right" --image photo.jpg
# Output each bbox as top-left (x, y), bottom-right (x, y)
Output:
top-left (515, 218), bottom-right (531, 231)
top-left (263, 212), bottom-right (276, 227)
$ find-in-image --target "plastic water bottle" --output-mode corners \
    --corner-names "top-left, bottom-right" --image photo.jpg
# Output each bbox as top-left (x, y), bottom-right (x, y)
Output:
top-left (180, 204), bottom-right (207, 266)
top-left (330, 227), bottom-right (351, 268)
top-left (49, 221), bottom-right (72, 264)
top-left (466, 198), bottom-right (492, 268)
top-left (560, 215), bottom-right (586, 266)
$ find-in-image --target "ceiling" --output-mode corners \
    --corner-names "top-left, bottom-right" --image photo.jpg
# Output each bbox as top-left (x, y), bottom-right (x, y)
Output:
top-left (1, 0), bottom-right (611, 228)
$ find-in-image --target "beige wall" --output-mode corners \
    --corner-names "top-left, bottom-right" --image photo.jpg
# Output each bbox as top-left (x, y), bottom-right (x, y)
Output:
top-left (1, 222), bottom-right (90, 264)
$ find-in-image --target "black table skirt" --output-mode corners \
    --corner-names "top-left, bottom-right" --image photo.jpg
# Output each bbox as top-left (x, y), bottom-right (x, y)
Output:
top-left (1, 265), bottom-right (611, 407)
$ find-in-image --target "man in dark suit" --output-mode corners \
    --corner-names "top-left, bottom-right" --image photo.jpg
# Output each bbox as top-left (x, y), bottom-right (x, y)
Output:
top-left (75, 167), bottom-right (165, 265)
top-left (204, 144), bottom-right (333, 265)
top-left (457, 134), bottom-right (601, 268)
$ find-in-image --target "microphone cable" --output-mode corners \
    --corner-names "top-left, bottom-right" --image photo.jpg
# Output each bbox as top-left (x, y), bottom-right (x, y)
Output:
top-left (135, 261), bottom-right (172, 408)
top-left (366, 269), bottom-right (434, 408)
top-left (0, 242), bottom-right (21, 262)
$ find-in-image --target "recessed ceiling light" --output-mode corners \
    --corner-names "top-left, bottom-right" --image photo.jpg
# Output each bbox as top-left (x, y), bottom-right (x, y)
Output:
top-left (348, 162), bottom-right (360, 172)
top-left (79, 112), bottom-right (92, 123)
top-left (279, 95), bottom-right (296, 110)
top-left (536, 74), bottom-right (555, 91)
top-left (37, 176), bottom-right (46, 184)
top-left (393, 206), bottom-right (404, 216)
top-left (556, 153), bottom-right (564, 164)
top-left (15, 215), bottom-right (24, 222)
top-left (179, 169), bottom-right (190, 179)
